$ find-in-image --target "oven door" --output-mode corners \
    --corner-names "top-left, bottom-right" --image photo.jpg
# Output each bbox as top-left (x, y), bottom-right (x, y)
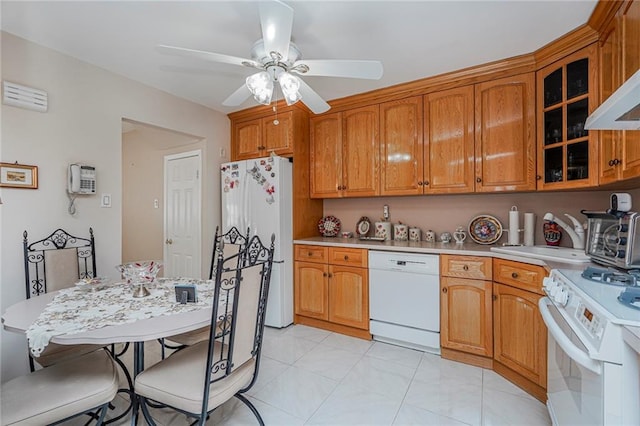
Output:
top-left (539, 297), bottom-right (604, 426)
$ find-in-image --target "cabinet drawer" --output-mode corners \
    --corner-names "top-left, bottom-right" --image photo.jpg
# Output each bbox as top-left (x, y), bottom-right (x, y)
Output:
top-left (441, 255), bottom-right (492, 280)
top-left (328, 247), bottom-right (368, 268)
top-left (493, 258), bottom-right (547, 295)
top-left (295, 245), bottom-right (328, 263)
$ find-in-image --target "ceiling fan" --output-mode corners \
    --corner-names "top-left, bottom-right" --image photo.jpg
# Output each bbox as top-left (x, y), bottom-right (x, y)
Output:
top-left (157, 0), bottom-right (383, 114)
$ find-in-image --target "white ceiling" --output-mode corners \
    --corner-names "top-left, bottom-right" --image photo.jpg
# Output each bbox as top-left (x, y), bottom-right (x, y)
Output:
top-left (1, 1), bottom-right (598, 115)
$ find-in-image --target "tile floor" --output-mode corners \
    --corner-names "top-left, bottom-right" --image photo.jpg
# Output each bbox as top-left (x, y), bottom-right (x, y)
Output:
top-left (97, 325), bottom-right (551, 425)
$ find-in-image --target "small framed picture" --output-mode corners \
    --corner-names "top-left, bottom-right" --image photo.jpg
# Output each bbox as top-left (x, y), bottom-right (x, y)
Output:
top-left (174, 284), bottom-right (197, 304)
top-left (0, 163), bottom-right (38, 189)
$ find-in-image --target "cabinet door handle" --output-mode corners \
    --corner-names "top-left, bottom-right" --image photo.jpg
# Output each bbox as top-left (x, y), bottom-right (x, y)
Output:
top-left (328, 273), bottom-right (333, 278)
top-left (614, 159), bottom-right (621, 166)
top-left (165, 239), bottom-right (173, 245)
top-left (476, 177), bottom-right (482, 183)
top-left (493, 295), bottom-right (497, 301)
top-left (609, 159), bottom-right (615, 167)
top-left (511, 272), bottom-right (519, 279)
top-left (323, 272), bottom-right (327, 277)
top-left (424, 180), bottom-right (429, 186)
top-left (418, 181), bottom-right (423, 186)
top-left (536, 175), bottom-right (542, 180)
top-left (463, 265), bottom-right (469, 271)
top-left (442, 287), bottom-right (448, 293)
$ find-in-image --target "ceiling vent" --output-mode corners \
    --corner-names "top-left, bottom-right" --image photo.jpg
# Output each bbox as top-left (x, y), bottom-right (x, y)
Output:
top-left (2, 81), bottom-right (48, 112)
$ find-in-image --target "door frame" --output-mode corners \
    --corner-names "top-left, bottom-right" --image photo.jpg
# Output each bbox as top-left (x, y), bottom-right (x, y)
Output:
top-left (163, 149), bottom-right (202, 278)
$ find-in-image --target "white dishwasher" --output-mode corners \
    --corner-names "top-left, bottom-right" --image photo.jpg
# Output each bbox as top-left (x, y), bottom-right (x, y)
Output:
top-left (369, 251), bottom-right (440, 354)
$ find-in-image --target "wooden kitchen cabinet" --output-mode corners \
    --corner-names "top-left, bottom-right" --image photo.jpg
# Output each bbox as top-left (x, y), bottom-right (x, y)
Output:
top-left (475, 73), bottom-right (537, 192)
top-left (440, 255), bottom-right (493, 366)
top-left (294, 244), bottom-right (370, 339)
top-left (492, 258), bottom-right (547, 402)
top-left (599, 1), bottom-right (640, 184)
top-left (310, 106), bottom-right (379, 198)
top-left (537, 44), bottom-right (599, 190)
top-left (232, 111), bottom-right (294, 160)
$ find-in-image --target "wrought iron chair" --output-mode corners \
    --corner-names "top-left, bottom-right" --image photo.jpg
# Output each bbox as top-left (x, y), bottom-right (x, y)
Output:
top-left (23, 228), bottom-right (104, 371)
top-left (135, 233), bottom-right (276, 425)
top-left (1, 348), bottom-right (119, 426)
top-left (160, 226), bottom-right (250, 355)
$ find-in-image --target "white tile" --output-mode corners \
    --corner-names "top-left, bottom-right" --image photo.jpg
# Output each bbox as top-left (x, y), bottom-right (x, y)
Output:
top-left (207, 396), bottom-right (305, 426)
top-left (251, 365), bottom-right (338, 420)
top-left (260, 331), bottom-right (319, 365)
top-left (293, 343), bottom-right (362, 380)
top-left (413, 352), bottom-right (483, 387)
top-left (404, 378), bottom-right (482, 425)
top-left (321, 332), bottom-right (374, 354)
top-left (366, 341), bottom-right (424, 369)
top-left (482, 388), bottom-right (551, 426)
top-left (246, 355), bottom-right (290, 396)
top-left (482, 369), bottom-right (533, 399)
top-left (394, 403), bottom-right (473, 425)
top-left (307, 382), bottom-right (402, 425)
top-left (340, 355), bottom-right (416, 400)
top-left (285, 324), bottom-right (331, 342)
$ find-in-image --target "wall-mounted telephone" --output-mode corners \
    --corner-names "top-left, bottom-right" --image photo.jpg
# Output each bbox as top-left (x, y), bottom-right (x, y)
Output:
top-left (68, 164), bottom-right (96, 194)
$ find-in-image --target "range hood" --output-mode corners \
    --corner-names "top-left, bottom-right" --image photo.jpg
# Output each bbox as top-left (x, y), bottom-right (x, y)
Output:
top-left (585, 69), bottom-right (640, 130)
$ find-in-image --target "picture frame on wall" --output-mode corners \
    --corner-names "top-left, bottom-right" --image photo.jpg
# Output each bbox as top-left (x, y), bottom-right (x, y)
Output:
top-left (0, 162), bottom-right (38, 189)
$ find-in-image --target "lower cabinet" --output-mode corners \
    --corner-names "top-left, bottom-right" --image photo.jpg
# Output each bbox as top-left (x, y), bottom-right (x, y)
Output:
top-left (492, 258), bottom-right (548, 402)
top-left (294, 244), bottom-right (370, 339)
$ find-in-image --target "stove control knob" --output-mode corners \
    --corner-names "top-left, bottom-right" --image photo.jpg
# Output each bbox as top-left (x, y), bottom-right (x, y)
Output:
top-left (555, 289), bottom-right (569, 306)
top-left (618, 224), bottom-right (629, 233)
top-left (617, 237), bottom-right (628, 246)
top-left (616, 250), bottom-right (626, 258)
top-left (542, 277), bottom-right (554, 291)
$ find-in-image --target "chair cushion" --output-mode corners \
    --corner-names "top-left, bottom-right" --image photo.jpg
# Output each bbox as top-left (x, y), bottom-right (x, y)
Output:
top-left (32, 342), bottom-right (102, 367)
top-left (165, 326), bottom-right (210, 347)
top-left (135, 340), bottom-right (255, 415)
top-left (1, 349), bottom-right (119, 425)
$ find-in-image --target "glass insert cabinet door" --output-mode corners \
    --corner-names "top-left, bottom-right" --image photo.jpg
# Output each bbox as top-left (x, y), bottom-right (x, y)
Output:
top-left (537, 44), bottom-right (598, 189)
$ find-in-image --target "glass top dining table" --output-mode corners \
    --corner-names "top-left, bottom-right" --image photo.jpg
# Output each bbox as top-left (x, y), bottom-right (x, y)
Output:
top-left (1, 277), bottom-right (222, 425)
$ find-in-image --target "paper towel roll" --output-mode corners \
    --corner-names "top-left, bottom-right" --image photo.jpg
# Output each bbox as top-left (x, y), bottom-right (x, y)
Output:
top-left (508, 206), bottom-right (520, 245)
top-left (524, 213), bottom-right (535, 246)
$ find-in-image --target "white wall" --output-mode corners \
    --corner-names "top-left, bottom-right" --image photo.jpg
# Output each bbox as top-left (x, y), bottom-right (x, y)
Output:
top-left (0, 32), bottom-right (230, 381)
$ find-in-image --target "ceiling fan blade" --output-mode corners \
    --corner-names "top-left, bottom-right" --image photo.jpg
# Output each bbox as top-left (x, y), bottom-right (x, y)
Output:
top-left (259, 0), bottom-right (293, 61)
top-left (222, 84), bottom-right (252, 106)
top-left (298, 78), bottom-right (330, 114)
top-left (157, 44), bottom-right (261, 69)
top-left (292, 59), bottom-right (384, 80)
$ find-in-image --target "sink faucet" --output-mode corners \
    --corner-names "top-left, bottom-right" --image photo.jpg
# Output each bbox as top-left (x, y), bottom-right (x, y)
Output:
top-left (543, 212), bottom-right (585, 250)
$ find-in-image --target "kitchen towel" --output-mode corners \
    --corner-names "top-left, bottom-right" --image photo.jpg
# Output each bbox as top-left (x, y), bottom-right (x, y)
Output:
top-left (508, 206), bottom-right (520, 245)
top-left (524, 213), bottom-right (535, 246)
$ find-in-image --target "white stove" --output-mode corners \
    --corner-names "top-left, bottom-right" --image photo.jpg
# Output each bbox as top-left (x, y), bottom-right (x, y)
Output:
top-left (541, 268), bottom-right (640, 425)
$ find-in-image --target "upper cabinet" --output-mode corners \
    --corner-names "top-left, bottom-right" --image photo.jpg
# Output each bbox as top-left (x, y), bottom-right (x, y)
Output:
top-left (599, 1), bottom-right (640, 184)
top-left (475, 73), bottom-right (537, 192)
top-left (537, 44), bottom-right (599, 190)
top-left (232, 110), bottom-right (294, 160)
top-left (310, 106), bottom-right (379, 198)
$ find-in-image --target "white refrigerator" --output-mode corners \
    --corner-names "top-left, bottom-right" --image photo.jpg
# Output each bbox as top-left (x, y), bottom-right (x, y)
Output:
top-left (221, 155), bottom-right (293, 328)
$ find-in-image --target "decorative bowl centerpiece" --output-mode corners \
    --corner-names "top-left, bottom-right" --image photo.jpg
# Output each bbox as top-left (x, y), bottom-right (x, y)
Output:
top-left (115, 260), bottom-right (163, 298)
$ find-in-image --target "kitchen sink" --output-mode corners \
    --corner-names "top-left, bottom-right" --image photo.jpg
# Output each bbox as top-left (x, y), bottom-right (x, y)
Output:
top-left (490, 245), bottom-right (591, 264)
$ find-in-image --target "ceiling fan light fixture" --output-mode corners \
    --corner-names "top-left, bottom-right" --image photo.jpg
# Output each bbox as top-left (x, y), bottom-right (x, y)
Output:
top-left (279, 72), bottom-right (301, 106)
top-left (246, 71), bottom-right (273, 105)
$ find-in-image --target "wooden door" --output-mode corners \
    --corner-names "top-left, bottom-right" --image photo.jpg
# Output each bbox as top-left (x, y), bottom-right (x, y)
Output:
top-left (440, 277), bottom-right (493, 357)
top-left (262, 111), bottom-right (293, 157)
top-left (379, 97), bottom-right (424, 196)
top-left (310, 113), bottom-right (343, 198)
top-left (621, 0), bottom-right (640, 179)
top-left (234, 119), bottom-right (261, 160)
top-left (342, 105), bottom-right (380, 197)
top-left (493, 283), bottom-right (547, 388)
top-left (475, 73), bottom-right (536, 192)
top-left (294, 261), bottom-right (328, 320)
top-left (328, 265), bottom-right (369, 330)
top-left (425, 86), bottom-right (476, 194)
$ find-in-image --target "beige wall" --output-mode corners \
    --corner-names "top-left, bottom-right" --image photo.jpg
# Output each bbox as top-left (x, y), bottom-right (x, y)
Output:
top-left (325, 189), bottom-right (640, 247)
top-left (122, 122), bottom-right (203, 264)
top-left (0, 32), bottom-right (230, 381)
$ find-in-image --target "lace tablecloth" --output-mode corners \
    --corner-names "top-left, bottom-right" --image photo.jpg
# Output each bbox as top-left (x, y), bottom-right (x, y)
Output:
top-left (26, 278), bottom-right (222, 357)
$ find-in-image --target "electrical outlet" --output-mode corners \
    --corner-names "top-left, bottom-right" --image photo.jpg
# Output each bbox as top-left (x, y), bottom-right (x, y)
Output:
top-left (153, 199), bottom-right (159, 209)
top-left (220, 147), bottom-right (226, 158)
top-left (383, 204), bottom-right (389, 221)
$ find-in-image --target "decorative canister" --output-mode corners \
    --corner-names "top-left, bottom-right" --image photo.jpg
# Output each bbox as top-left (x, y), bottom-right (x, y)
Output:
top-left (409, 227), bottom-right (422, 242)
top-left (440, 232), bottom-right (452, 243)
top-left (374, 221), bottom-right (392, 241)
top-left (453, 226), bottom-right (467, 244)
top-left (394, 224), bottom-right (408, 241)
top-left (424, 230), bottom-right (436, 243)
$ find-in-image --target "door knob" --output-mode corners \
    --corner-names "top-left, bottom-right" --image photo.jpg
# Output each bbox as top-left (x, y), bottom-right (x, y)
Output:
top-left (165, 239), bottom-right (173, 245)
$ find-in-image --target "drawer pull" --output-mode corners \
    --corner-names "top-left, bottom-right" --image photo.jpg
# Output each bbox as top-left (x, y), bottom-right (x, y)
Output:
top-left (442, 287), bottom-right (448, 293)
top-left (308, 252), bottom-right (313, 257)
top-left (344, 255), bottom-right (349, 261)
top-left (463, 265), bottom-right (469, 271)
top-left (511, 272), bottom-right (519, 279)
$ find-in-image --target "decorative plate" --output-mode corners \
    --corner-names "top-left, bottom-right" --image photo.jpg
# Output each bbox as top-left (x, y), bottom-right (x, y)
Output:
top-left (356, 217), bottom-right (371, 237)
top-left (468, 215), bottom-right (503, 245)
top-left (318, 215), bottom-right (341, 237)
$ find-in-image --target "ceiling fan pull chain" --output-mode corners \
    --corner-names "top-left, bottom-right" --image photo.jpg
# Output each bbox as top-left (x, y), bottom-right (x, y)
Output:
top-left (273, 88), bottom-right (279, 125)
